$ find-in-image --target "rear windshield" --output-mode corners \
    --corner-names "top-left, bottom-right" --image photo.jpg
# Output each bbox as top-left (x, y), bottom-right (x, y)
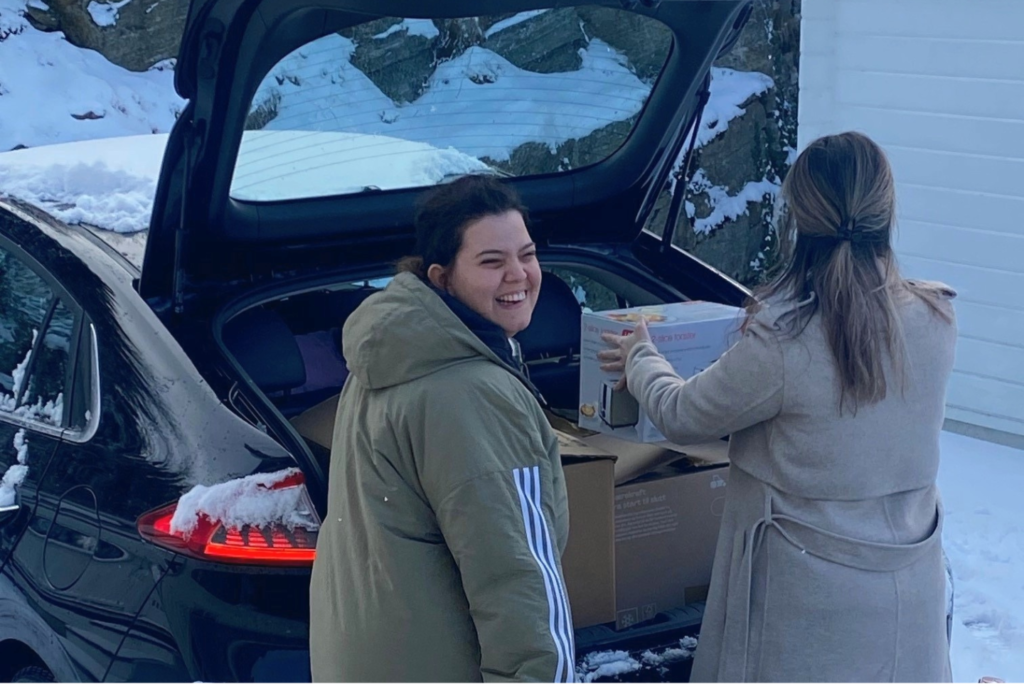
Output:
top-left (230, 7), bottom-right (672, 202)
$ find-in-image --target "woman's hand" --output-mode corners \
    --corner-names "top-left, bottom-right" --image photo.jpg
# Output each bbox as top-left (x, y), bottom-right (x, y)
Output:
top-left (598, 318), bottom-right (652, 391)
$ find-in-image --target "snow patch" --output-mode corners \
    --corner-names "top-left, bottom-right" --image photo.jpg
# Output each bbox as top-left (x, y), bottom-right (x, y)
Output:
top-left (373, 19), bottom-right (439, 40)
top-left (785, 144), bottom-right (797, 166)
top-left (688, 169), bottom-right (779, 235)
top-left (393, 39), bottom-right (647, 161)
top-left (0, 429), bottom-right (28, 509)
top-left (699, 67), bottom-right (774, 148)
top-left (86, 0), bottom-right (131, 27)
top-left (485, 10), bottom-right (550, 38)
top-left (14, 429), bottom-right (28, 465)
top-left (0, 0), bottom-right (30, 40)
top-left (0, 130), bottom-right (489, 235)
top-left (170, 468), bottom-right (319, 538)
top-left (576, 650), bottom-right (642, 682)
top-left (0, 133), bottom-right (165, 233)
top-left (10, 330), bottom-right (35, 396)
top-left (640, 636), bottom-right (698, 666)
top-left (669, 67), bottom-right (774, 195)
top-left (938, 431), bottom-right (1024, 682)
top-left (0, 0), bottom-right (183, 151)
top-left (231, 131), bottom-right (491, 201)
top-left (27, 0), bottom-right (49, 10)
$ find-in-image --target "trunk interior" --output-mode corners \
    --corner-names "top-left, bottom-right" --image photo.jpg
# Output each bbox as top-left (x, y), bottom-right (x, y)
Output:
top-left (216, 247), bottom-right (714, 678)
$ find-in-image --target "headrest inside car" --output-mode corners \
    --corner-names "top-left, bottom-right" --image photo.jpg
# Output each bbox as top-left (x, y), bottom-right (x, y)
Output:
top-left (516, 275), bottom-right (583, 360)
top-left (222, 307), bottom-right (307, 392)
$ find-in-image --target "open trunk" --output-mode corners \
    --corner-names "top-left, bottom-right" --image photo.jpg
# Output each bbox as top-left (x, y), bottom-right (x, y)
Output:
top-left (144, 0), bottom-right (756, 678)
top-left (213, 246), bottom-right (729, 679)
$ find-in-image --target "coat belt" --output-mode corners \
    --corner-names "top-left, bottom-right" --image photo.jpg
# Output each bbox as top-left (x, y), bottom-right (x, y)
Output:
top-left (718, 489), bottom-right (943, 681)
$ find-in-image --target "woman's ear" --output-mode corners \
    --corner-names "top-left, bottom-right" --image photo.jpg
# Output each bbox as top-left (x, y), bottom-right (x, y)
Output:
top-left (426, 263), bottom-right (448, 290)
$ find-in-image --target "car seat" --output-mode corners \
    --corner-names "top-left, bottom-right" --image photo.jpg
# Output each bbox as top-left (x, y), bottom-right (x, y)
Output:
top-left (516, 275), bottom-right (583, 410)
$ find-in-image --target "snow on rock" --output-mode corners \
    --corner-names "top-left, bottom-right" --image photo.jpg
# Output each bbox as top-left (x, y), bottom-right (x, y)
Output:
top-left (373, 18), bottom-right (439, 40)
top-left (0, 332), bottom-right (61, 428)
top-left (401, 39), bottom-right (647, 161)
top-left (687, 169), bottom-right (779, 235)
top-left (0, 0), bottom-right (183, 151)
top-left (668, 67), bottom-right (775, 194)
top-left (699, 67), bottom-right (774, 148)
top-left (0, 429), bottom-right (27, 508)
top-left (86, 0), bottom-right (131, 27)
top-left (170, 468), bottom-right (319, 538)
top-left (485, 10), bottom-right (550, 38)
top-left (576, 650), bottom-right (642, 683)
top-left (251, 33), bottom-right (650, 165)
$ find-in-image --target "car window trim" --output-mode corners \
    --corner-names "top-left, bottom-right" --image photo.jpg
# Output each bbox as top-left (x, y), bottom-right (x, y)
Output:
top-left (12, 294), bottom-right (58, 408)
top-left (0, 232), bottom-right (88, 436)
top-left (62, 323), bottom-right (101, 445)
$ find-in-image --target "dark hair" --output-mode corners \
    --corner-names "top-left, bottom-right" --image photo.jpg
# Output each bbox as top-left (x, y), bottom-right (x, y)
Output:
top-left (397, 174), bottom-right (528, 278)
top-left (749, 131), bottom-right (951, 411)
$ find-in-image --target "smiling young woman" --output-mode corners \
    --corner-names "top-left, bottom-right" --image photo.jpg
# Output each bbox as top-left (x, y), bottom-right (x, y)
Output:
top-left (309, 174), bottom-right (575, 683)
top-left (425, 208), bottom-right (542, 338)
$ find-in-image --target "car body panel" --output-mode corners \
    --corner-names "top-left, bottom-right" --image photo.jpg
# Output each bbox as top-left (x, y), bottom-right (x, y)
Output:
top-left (0, 199), bottom-right (311, 681)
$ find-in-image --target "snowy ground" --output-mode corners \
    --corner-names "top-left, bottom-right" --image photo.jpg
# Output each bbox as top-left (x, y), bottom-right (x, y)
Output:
top-left (939, 432), bottom-right (1024, 683)
top-left (578, 431), bottom-right (1024, 683)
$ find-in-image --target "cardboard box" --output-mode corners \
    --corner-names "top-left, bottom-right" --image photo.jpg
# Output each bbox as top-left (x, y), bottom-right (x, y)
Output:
top-left (584, 432), bottom-right (729, 486)
top-left (553, 413), bottom-right (730, 629)
top-left (579, 302), bottom-right (742, 442)
top-left (613, 458), bottom-right (729, 630)
top-left (293, 399), bottom-right (723, 631)
top-left (555, 430), bottom-right (617, 629)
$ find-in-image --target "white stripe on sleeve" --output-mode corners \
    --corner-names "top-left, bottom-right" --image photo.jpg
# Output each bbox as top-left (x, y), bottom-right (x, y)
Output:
top-left (514, 466), bottom-right (575, 682)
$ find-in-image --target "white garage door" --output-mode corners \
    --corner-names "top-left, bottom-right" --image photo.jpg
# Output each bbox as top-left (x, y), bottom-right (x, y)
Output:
top-left (797, 0), bottom-right (1024, 440)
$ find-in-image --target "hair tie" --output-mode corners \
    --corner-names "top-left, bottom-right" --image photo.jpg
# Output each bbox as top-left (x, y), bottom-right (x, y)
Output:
top-left (836, 219), bottom-right (861, 243)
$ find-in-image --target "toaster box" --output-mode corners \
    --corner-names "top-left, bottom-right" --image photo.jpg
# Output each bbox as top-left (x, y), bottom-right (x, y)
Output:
top-left (579, 302), bottom-right (742, 442)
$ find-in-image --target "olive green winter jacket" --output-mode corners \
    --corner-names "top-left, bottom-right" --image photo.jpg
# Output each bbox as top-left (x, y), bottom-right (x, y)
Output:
top-left (309, 273), bottom-right (574, 682)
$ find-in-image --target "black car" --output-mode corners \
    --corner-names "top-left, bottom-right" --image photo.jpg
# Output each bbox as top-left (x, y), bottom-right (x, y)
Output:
top-left (0, 0), bottom-right (756, 681)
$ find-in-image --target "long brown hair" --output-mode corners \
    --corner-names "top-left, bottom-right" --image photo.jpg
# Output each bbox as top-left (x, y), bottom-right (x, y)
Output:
top-left (750, 131), bottom-right (951, 411)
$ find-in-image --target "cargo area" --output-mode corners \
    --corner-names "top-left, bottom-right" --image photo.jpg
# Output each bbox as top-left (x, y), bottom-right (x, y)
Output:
top-left (217, 263), bottom-right (742, 670)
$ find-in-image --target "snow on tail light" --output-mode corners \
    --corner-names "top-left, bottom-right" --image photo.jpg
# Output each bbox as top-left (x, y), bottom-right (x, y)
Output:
top-left (137, 467), bottom-right (319, 566)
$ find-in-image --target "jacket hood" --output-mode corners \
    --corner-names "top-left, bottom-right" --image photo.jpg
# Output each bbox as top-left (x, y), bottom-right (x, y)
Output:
top-left (342, 272), bottom-right (506, 390)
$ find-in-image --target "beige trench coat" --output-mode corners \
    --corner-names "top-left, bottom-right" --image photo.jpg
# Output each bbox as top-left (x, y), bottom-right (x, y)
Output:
top-left (625, 287), bottom-right (956, 682)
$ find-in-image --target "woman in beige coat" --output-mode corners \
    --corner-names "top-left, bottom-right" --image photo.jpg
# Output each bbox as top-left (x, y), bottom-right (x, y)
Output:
top-left (601, 132), bottom-right (956, 682)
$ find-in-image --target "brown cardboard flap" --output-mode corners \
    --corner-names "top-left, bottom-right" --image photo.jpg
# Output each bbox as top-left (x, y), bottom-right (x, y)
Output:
top-left (545, 410), bottom-right (597, 440)
top-left (582, 433), bottom-right (729, 485)
top-left (555, 429), bottom-right (617, 464)
top-left (290, 393), bottom-right (341, 449)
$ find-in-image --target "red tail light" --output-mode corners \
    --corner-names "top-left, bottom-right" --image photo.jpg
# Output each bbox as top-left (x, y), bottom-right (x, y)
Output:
top-left (137, 470), bottom-right (319, 566)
